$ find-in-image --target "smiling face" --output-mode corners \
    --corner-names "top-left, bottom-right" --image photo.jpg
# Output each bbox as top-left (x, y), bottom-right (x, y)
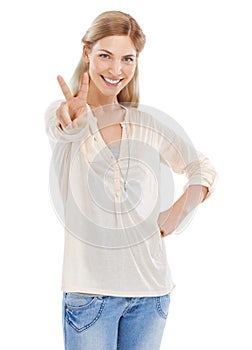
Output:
top-left (84, 35), bottom-right (137, 105)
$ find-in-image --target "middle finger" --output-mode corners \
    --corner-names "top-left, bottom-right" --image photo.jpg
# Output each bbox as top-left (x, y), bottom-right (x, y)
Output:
top-left (57, 75), bottom-right (73, 101)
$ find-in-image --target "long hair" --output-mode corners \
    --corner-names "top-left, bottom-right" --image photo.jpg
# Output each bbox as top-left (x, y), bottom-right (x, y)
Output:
top-left (70, 11), bottom-right (146, 107)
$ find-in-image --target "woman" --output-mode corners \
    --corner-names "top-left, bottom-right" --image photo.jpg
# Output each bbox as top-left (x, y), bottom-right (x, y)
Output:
top-left (45, 10), bottom-right (217, 350)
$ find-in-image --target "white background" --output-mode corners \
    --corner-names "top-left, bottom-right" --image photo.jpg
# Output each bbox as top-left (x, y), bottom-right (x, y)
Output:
top-left (0, 0), bottom-right (251, 349)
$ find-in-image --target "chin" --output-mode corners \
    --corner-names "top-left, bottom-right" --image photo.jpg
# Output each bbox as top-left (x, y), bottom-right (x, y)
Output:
top-left (99, 86), bottom-right (124, 98)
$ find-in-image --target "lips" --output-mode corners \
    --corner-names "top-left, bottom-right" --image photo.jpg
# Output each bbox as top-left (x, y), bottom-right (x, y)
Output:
top-left (101, 75), bottom-right (124, 86)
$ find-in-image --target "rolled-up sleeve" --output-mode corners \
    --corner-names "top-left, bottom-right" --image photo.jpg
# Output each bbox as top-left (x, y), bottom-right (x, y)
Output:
top-left (44, 100), bottom-right (90, 204)
top-left (158, 122), bottom-right (217, 200)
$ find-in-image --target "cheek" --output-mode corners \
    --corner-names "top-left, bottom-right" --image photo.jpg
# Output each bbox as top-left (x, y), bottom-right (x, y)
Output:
top-left (125, 65), bottom-right (136, 79)
top-left (89, 58), bottom-right (108, 74)
top-left (126, 66), bottom-right (136, 79)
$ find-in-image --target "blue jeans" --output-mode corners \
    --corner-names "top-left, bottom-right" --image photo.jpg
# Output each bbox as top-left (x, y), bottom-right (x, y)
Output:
top-left (63, 292), bottom-right (170, 350)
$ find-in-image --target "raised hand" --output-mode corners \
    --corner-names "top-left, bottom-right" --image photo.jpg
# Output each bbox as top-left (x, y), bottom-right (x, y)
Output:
top-left (56, 72), bottom-right (89, 129)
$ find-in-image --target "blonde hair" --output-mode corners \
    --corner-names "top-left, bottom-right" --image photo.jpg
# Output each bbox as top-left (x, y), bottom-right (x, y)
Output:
top-left (70, 11), bottom-right (146, 107)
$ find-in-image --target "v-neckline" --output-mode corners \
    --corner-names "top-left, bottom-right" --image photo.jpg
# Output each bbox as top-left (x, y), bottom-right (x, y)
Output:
top-left (88, 104), bottom-right (128, 162)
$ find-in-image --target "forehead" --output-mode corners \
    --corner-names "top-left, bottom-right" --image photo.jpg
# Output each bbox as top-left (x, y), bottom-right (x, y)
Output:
top-left (92, 35), bottom-right (137, 55)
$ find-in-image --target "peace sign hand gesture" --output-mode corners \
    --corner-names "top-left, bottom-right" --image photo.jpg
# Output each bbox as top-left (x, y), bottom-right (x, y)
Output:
top-left (56, 72), bottom-right (89, 130)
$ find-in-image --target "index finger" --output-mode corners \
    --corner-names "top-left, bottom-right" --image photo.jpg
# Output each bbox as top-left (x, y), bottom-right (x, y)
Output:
top-left (77, 72), bottom-right (89, 101)
top-left (57, 75), bottom-right (73, 101)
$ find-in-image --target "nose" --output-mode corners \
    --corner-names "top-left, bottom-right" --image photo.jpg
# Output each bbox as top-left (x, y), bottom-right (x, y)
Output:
top-left (108, 59), bottom-right (122, 76)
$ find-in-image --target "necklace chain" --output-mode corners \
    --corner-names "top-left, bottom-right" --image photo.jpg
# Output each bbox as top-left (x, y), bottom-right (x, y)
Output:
top-left (117, 123), bottom-right (130, 191)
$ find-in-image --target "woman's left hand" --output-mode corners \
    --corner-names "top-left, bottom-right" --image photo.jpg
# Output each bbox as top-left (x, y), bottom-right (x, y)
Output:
top-left (157, 185), bottom-right (209, 237)
top-left (157, 208), bottom-right (180, 237)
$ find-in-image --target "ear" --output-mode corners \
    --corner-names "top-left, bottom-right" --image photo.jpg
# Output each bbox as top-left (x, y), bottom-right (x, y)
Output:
top-left (83, 45), bottom-right (90, 64)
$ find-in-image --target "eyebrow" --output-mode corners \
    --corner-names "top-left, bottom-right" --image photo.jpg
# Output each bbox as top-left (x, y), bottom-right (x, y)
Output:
top-left (98, 49), bottom-right (136, 57)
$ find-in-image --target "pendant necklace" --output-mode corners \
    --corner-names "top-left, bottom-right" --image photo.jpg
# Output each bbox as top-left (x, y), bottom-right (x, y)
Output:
top-left (116, 121), bottom-right (130, 192)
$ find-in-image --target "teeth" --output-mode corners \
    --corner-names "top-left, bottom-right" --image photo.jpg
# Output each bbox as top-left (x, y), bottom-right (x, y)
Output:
top-left (103, 77), bottom-right (121, 85)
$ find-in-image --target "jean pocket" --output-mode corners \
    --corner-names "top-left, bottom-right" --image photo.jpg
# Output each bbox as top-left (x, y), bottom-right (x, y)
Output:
top-left (64, 293), bottom-right (106, 332)
top-left (155, 294), bottom-right (170, 319)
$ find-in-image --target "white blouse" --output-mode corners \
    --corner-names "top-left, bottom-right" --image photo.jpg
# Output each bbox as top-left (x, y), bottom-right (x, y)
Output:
top-left (45, 101), bottom-right (217, 297)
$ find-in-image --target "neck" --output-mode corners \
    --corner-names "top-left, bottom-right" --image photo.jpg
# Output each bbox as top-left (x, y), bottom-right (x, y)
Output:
top-left (89, 104), bottom-right (125, 126)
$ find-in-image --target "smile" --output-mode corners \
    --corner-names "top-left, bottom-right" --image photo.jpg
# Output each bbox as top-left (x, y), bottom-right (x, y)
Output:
top-left (101, 75), bottom-right (124, 86)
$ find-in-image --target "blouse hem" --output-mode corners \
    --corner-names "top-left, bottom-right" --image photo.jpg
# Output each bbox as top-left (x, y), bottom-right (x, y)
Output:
top-left (61, 284), bottom-right (176, 297)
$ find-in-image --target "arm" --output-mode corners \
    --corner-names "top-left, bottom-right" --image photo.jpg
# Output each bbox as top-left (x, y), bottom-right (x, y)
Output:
top-left (45, 73), bottom-right (90, 206)
top-left (157, 119), bottom-right (217, 236)
top-left (157, 185), bottom-right (208, 237)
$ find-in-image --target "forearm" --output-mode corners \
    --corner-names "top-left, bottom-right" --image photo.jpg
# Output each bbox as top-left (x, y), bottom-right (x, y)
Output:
top-left (158, 185), bottom-right (208, 236)
top-left (176, 185), bottom-right (208, 221)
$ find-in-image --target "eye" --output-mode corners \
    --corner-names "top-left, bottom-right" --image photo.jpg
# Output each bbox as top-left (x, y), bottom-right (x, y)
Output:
top-left (123, 56), bottom-right (134, 63)
top-left (99, 53), bottom-right (110, 59)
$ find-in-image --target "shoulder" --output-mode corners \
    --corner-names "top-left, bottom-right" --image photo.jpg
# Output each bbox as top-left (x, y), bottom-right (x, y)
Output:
top-left (127, 106), bottom-right (156, 127)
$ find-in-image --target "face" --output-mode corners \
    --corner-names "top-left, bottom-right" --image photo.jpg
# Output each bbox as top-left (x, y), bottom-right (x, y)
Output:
top-left (84, 36), bottom-right (137, 101)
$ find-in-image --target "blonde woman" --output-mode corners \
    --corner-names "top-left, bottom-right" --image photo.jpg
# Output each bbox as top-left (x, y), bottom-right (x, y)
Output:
top-left (45, 10), bottom-right (217, 350)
